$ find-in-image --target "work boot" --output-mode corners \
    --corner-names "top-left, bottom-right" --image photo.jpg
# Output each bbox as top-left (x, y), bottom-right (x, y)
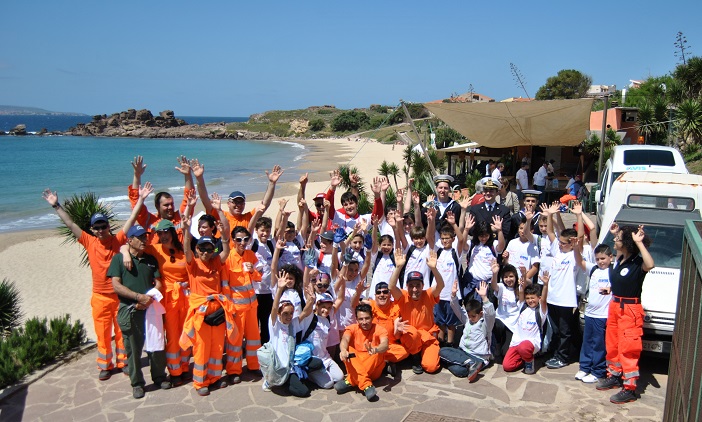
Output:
top-left (411, 354), bottom-right (423, 374)
top-left (99, 370), bottom-right (111, 381)
top-left (228, 374), bottom-right (241, 385)
top-left (334, 379), bottom-right (355, 394)
top-left (170, 375), bottom-right (183, 387)
top-left (596, 375), bottom-right (622, 391)
top-left (364, 385), bottom-right (378, 402)
top-left (610, 388), bottom-right (637, 404)
top-left (132, 386), bottom-right (145, 399)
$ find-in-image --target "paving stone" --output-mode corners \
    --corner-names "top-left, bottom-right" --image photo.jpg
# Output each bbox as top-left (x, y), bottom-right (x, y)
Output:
top-left (416, 397), bottom-right (478, 419)
top-left (81, 413), bottom-right (109, 422)
top-left (505, 377), bottom-right (525, 392)
top-left (275, 402), bottom-right (324, 422)
top-left (520, 380), bottom-right (558, 404)
top-left (17, 403), bottom-right (64, 421)
top-left (44, 408), bottom-right (89, 422)
top-left (361, 408), bottom-right (412, 422)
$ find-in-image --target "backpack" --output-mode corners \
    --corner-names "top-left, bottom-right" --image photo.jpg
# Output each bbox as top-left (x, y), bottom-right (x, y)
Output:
top-left (257, 323), bottom-right (295, 387)
top-left (519, 302), bottom-right (553, 356)
top-left (584, 264), bottom-right (613, 296)
top-left (398, 245), bottom-right (418, 288)
top-left (251, 239), bottom-right (275, 255)
top-left (463, 242), bottom-right (499, 299)
top-left (372, 251), bottom-right (395, 277)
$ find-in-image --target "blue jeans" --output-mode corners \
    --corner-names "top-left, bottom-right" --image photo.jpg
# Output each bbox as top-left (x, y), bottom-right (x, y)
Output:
top-left (439, 346), bottom-right (489, 378)
top-left (579, 315), bottom-right (607, 378)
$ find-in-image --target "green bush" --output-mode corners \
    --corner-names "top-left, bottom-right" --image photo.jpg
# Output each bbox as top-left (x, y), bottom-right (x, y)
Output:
top-left (0, 279), bottom-right (23, 337)
top-left (331, 111), bottom-right (370, 132)
top-left (308, 118), bottom-right (326, 132)
top-left (317, 109), bottom-right (334, 115)
top-left (0, 315), bottom-right (85, 388)
top-left (434, 127), bottom-right (464, 148)
top-left (60, 192), bottom-right (116, 267)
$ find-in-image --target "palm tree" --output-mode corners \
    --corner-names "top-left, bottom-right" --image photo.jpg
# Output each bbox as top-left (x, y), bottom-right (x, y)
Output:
top-left (0, 278), bottom-right (23, 337)
top-left (675, 99), bottom-right (702, 146)
top-left (378, 160), bottom-right (391, 182)
top-left (387, 162), bottom-right (400, 191)
top-left (585, 130), bottom-right (621, 170)
top-left (59, 192), bottom-right (116, 267)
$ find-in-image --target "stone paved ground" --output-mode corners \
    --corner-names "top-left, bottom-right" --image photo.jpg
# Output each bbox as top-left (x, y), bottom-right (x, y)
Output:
top-left (0, 349), bottom-right (667, 422)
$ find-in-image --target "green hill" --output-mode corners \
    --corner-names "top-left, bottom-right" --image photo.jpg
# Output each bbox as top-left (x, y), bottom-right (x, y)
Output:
top-left (0, 105), bottom-right (87, 116)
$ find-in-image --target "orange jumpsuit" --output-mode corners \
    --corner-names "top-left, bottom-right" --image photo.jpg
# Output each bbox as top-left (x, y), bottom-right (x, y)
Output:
top-left (128, 185), bottom-right (187, 243)
top-left (210, 208), bottom-right (257, 249)
top-left (370, 300), bottom-right (409, 363)
top-left (78, 231), bottom-right (128, 372)
top-left (396, 289), bottom-right (441, 373)
top-left (225, 250), bottom-right (262, 375)
top-left (343, 323), bottom-right (389, 390)
top-left (145, 244), bottom-right (191, 377)
top-left (180, 258), bottom-right (237, 390)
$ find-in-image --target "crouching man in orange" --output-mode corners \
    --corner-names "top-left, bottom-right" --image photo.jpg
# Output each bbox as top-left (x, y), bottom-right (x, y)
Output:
top-left (224, 226), bottom-right (262, 384)
top-left (179, 192), bottom-right (237, 396)
top-left (389, 248), bottom-right (444, 374)
top-left (351, 281), bottom-right (409, 377)
top-left (335, 303), bottom-right (389, 401)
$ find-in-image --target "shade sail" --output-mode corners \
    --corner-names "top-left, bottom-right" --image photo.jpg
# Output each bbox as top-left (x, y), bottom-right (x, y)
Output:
top-left (424, 98), bottom-right (594, 148)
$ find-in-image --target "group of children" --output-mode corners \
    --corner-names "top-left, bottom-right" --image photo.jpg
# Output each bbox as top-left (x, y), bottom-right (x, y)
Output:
top-left (49, 154), bottom-right (653, 406)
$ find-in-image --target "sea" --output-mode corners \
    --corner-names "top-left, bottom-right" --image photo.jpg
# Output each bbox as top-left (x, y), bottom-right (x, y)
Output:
top-left (0, 115), bottom-right (307, 234)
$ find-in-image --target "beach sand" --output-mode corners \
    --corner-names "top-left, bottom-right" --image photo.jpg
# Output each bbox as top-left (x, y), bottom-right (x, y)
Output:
top-left (0, 137), bottom-right (406, 339)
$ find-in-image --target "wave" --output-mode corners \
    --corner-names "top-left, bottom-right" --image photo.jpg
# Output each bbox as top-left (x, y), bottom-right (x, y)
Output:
top-left (100, 195), bottom-right (129, 202)
top-left (294, 154), bottom-right (304, 162)
top-left (272, 140), bottom-right (305, 150)
top-left (168, 186), bottom-right (185, 191)
top-left (0, 213), bottom-right (60, 232)
top-left (208, 177), bottom-right (226, 186)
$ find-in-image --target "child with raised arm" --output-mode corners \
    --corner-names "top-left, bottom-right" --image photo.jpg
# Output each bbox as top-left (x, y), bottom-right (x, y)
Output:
top-left (439, 280), bottom-right (495, 382)
top-left (271, 238), bottom-right (305, 317)
top-left (502, 209), bottom-right (540, 282)
top-left (503, 269), bottom-right (549, 374)
top-left (490, 260), bottom-right (522, 364)
top-left (464, 215), bottom-right (506, 300)
top-left (369, 214), bottom-right (396, 299)
top-left (275, 198), bottom-right (305, 271)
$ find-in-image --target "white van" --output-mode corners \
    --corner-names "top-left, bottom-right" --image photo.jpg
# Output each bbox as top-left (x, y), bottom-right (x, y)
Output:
top-left (588, 173), bottom-right (702, 354)
top-left (595, 145), bottom-right (688, 227)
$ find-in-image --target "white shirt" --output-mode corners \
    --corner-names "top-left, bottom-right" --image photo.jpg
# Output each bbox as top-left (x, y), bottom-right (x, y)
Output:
top-left (467, 239), bottom-right (500, 282)
top-left (533, 166), bottom-right (548, 186)
top-left (403, 244), bottom-right (431, 289)
top-left (269, 316), bottom-right (301, 373)
top-left (281, 289), bottom-right (302, 318)
top-left (337, 276), bottom-right (360, 329)
top-left (510, 303), bottom-right (548, 353)
top-left (584, 263), bottom-right (612, 318)
top-left (536, 234), bottom-right (553, 284)
top-left (369, 253), bottom-right (395, 299)
top-left (496, 283), bottom-right (520, 331)
top-left (546, 242), bottom-right (578, 307)
top-left (492, 168), bottom-right (502, 181)
top-left (300, 312), bottom-right (334, 364)
top-left (434, 246), bottom-right (463, 300)
top-left (279, 234), bottom-right (304, 270)
top-left (332, 210), bottom-right (372, 233)
top-left (505, 237), bottom-right (540, 272)
top-left (252, 234), bottom-right (273, 295)
top-left (516, 168), bottom-right (529, 191)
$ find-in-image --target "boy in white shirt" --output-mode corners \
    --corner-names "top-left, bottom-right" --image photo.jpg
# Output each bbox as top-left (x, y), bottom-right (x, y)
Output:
top-left (400, 226), bottom-right (432, 289)
top-left (503, 211), bottom-right (540, 282)
top-left (503, 270), bottom-right (549, 374)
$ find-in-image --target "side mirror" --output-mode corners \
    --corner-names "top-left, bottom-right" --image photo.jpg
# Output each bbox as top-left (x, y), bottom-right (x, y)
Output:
top-left (595, 190), bottom-right (603, 203)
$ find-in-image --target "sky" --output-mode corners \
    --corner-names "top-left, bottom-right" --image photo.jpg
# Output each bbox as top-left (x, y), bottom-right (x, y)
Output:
top-left (2, 0), bottom-right (701, 117)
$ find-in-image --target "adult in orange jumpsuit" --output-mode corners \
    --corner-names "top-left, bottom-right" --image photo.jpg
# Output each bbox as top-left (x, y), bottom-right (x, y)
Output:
top-left (129, 155), bottom-right (190, 243)
top-left (335, 303), bottom-right (389, 402)
top-left (597, 223), bottom-right (654, 405)
top-left (389, 248), bottom-right (444, 374)
top-left (42, 184), bottom-right (150, 380)
top-left (225, 226), bottom-right (263, 383)
top-left (179, 192), bottom-right (237, 396)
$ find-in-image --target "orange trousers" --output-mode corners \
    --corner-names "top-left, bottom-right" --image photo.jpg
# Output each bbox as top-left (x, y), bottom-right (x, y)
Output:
top-left (91, 292), bottom-right (127, 371)
top-left (605, 299), bottom-right (644, 389)
top-left (400, 325), bottom-right (440, 373)
top-left (164, 293), bottom-right (191, 376)
top-left (225, 304), bottom-right (260, 374)
top-left (344, 346), bottom-right (385, 390)
top-left (192, 302), bottom-right (226, 389)
top-left (384, 342), bottom-right (410, 363)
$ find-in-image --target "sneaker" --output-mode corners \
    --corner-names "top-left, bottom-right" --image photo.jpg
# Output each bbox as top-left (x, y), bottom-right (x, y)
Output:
top-left (261, 380), bottom-right (271, 392)
top-left (158, 380), bottom-right (172, 390)
top-left (364, 385), bottom-right (378, 402)
top-left (581, 374), bottom-right (599, 384)
top-left (386, 362), bottom-right (397, 378)
top-left (132, 386), bottom-right (145, 399)
top-left (574, 370), bottom-right (588, 380)
top-left (170, 375), bottom-right (183, 387)
top-left (610, 388), bottom-right (637, 404)
top-left (524, 360), bottom-right (535, 375)
top-left (596, 376), bottom-right (622, 391)
top-left (196, 387), bottom-right (210, 396)
top-left (99, 370), bottom-right (111, 381)
top-left (210, 378), bottom-right (227, 390)
top-left (545, 358), bottom-right (567, 369)
top-left (411, 354), bottom-right (424, 374)
top-left (228, 374), bottom-right (241, 385)
top-left (467, 361), bottom-right (484, 382)
top-left (334, 379), bottom-right (355, 394)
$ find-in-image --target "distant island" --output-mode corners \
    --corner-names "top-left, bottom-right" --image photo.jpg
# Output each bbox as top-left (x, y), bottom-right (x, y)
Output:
top-left (0, 105), bottom-right (87, 116)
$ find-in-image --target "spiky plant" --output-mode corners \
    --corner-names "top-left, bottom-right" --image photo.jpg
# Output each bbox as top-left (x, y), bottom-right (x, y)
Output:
top-left (59, 192), bottom-right (116, 267)
top-left (0, 278), bottom-right (23, 337)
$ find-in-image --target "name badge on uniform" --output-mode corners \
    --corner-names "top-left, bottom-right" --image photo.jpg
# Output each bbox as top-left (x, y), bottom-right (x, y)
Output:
top-left (620, 268), bottom-right (629, 276)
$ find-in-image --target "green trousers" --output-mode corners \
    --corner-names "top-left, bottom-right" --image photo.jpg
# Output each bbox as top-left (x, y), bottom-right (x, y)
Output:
top-left (117, 305), bottom-right (167, 387)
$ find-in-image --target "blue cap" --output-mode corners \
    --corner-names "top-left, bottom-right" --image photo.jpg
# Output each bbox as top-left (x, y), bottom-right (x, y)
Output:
top-left (127, 225), bottom-right (147, 238)
top-left (406, 271), bottom-right (424, 281)
top-left (90, 213), bottom-right (109, 226)
top-left (197, 236), bottom-right (216, 246)
top-left (228, 191), bottom-right (245, 200)
top-left (316, 292), bottom-right (334, 303)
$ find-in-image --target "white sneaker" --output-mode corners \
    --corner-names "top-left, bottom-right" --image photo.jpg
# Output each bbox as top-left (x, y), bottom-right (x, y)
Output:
top-left (261, 380), bottom-right (271, 392)
top-left (574, 370), bottom-right (588, 380)
top-left (581, 374), bottom-right (599, 383)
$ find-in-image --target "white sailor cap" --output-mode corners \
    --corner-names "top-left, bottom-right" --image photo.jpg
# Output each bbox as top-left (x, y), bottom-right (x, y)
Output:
top-left (480, 177), bottom-right (501, 190)
top-left (522, 189), bottom-right (541, 199)
top-left (433, 174), bottom-right (454, 185)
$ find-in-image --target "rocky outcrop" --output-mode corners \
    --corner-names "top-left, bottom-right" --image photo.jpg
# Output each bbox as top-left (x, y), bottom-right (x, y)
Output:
top-left (9, 124), bottom-right (27, 135)
top-left (63, 109), bottom-right (282, 140)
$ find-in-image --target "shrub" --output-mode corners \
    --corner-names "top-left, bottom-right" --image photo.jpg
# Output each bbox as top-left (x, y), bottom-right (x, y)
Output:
top-left (308, 118), bottom-right (326, 132)
top-left (434, 127), bottom-right (464, 148)
top-left (368, 115), bottom-right (387, 130)
top-left (0, 279), bottom-right (23, 337)
top-left (331, 111), bottom-right (370, 132)
top-left (0, 315), bottom-right (85, 388)
top-left (60, 192), bottom-right (116, 267)
top-left (317, 109), bottom-right (334, 115)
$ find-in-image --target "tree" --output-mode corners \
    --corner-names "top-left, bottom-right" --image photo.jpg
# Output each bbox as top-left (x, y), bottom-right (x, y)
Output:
top-left (675, 98), bottom-right (702, 146)
top-left (434, 127), bottom-right (464, 148)
top-left (672, 56), bottom-right (702, 101)
top-left (308, 118), bottom-right (325, 132)
top-left (637, 99), bottom-right (670, 145)
top-left (0, 279), bottom-right (23, 337)
top-left (330, 111), bottom-right (370, 132)
top-left (585, 128), bottom-right (622, 169)
top-left (674, 31), bottom-right (691, 65)
top-left (622, 76), bottom-right (673, 108)
top-left (59, 192), bottom-right (116, 267)
top-left (535, 69), bottom-right (592, 100)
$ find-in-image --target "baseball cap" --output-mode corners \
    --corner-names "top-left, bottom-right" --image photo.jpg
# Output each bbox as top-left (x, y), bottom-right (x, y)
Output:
top-left (155, 219), bottom-right (175, 231)
top-left (228, 191), bottom-right (246, 200)
top-left (90, 213), bottom-right (109, 226)
top-left (197, 236), bottom-right (216, 246)
top-left (127, 225), bottom-right (147, 238)
top-left (320, 230), bottom-right (335, 241)
top-left (375, 282), bottom-right (389, 292)
top-left (406, 271), bottom-right (423, 281)
top-left (316, 292), bottom-right (334, 303)
top-left (314, 193), bottom-right (325, 201)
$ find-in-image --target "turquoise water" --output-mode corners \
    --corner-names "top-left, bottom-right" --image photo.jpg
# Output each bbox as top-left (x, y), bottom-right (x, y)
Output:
top-left (0, 136), bottom-right (305, 233)
top-left (0, 115), bottom-right (248, 132)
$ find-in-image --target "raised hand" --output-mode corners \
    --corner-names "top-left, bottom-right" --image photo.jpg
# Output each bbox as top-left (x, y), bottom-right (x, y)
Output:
top-left (132, 155), bottom-right (146, 177)
top-left (519, 265), bottom-right (527, 280)
top-left (299, 172), bottom-right (309, 185)
top-left (277, 271), bottom-right (289, 289)
top-left (609, 222), bottom-right (619, 235)
top-left (370, 177), bottom-right (382, 195)
top-left (304, 280), bottom-right (315, 299)
top-left (396, 188), bottom-right (405, 203)
top-left (394, 317), bottom-right (408, 334)
top-left (350, 172), bottom-right (360, 187)
top-left (371, 214), bottom-right (380, 227)
top-left (394, 213), bottom-right (404, 226)
top-left (425, 206), bottom-right (436, 222)
top-left (539, 203), bottom-right (550, 215)
top-left (502, 250), bottom-right (510, 260)
top-left (394, 247), bottom-right (406, 267)
top-left (633, 225), bottom-right (646, 243)
top-left (298, 198), bottom-right (307, 210)
top-left (427, 249), bottom-right (438, 269)
top-left (548, 201), bottom-right (560, 214)
top-left (358, 217), bottom-right (369, 233)
top-left (175, 155), bottom-right (191, 175)
top-left (329, 170), bottom-right (342, 188)
top-left (539, 270), bottom-right (550, 285)
top-left (445, 211), bottom-right (456, 226)
top-left (278, 198), bottom-right (288, 210)
top-left (323, 199), bottom-right (331, 210)
top-left (185, 189), bottom-right (198, 208)
top-left (451, 279), bottom-right (459, 297)
top-left (459, 195), bottom-right (472, 209)
top-left (311, 218), bottom-right (322, 233)
top-left (139, 182), bottom-right (153, 199)
top-left (276, 238), bottom-right (286, 250)
top-left (267, 165), bottom-right (284, 183)
top-left (190, 158), bottom-right (204, 178)
top-left (380, 177), bottom-right (390, 192)
top-left (524, 209), bottom-right (534, 221)
top-left (490, 258), bottom-right (500, 274)
top-left (211, 193), bottom-right (221, 210)
top-left (476, 281), bottom-right (489, 298)
top-left (571, 200), bottom-right (582, 215)
top-left (412, 191), bottom-right (420, 206)
top-left (491, 215), bottom-right (503, 233)
top-left (465, 213), bottom-right (475, 231)
top-left (42, 188), bottom-right (58, 206)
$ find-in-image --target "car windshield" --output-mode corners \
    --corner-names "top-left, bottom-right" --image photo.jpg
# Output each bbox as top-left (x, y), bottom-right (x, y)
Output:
top-left (602, 224), bottom-right (684, 268)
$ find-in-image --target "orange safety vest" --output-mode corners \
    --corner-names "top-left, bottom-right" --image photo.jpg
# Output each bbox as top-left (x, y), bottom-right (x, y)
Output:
top-left (226, 250), bottom-right (261, 309)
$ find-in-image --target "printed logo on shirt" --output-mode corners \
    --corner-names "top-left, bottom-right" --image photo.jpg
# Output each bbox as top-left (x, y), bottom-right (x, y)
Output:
top-left (620, 268), bottom-right (629, 276)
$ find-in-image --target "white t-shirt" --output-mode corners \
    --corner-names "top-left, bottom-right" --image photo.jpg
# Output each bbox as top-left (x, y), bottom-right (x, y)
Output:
top-left (575, 244), bottom-right (594, 295)
top-left (379, 219), bottom-right (395, 239)
top-left (505, 237), bottom-right (540, 272)
top-left (369, 253), bottom-right (395, 299)
top-left (332, 210), bottom-right (372, 234)
top-left (533, 166), bottom-right (548, 186)
top-left (279, 234), bottom-right (304, 270)
top-left (510, 303), bottom-right (548, 353)
top-left (492, 168), bottom-right (502, 181)
top-left (516, 168), bottom-right (529, 191)
top-left (546, 242), bottom-right (578, 307)
top-left (251, 235), bottom-right (273, 295)
top-left (434, 246), bottom-right (462, 300)
top-left (337, 276), bottom-right (360, 329)
top-left (300, 312), bottom-right (334, 364)
top-left (281, 289), bottom-right (302, 318)
top-left (496, 283), bottom-right (520, 331)
top-left (403, 244), bottom-right (431, 290)
top-left (584, 263), bottom-right (612, 319)
top-left (535, 234), bottom-right (554, 284)
top-left (316, 249), bottom-right (336, 277)
top-left (268, 316), bottom-right (301, 373)
top-left (467, 239), bottom-right (500, 281)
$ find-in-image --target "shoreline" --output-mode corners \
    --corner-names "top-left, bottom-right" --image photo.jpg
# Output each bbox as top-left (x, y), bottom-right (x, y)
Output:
top-left (0, 136), bottom-right (405, 339)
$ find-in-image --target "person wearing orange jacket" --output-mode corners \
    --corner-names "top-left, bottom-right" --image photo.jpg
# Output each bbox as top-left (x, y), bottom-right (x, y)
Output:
top-left (179, 191), bottom-right (237, 396)
top-left (42, 183), bottom-right (151, 381)
top-left (389, 247), bottom-right (444, 375)
top-left (224, 226), bottom-right (263, 384)
top-left (129, 155), bottom-right (190, 243)
top-left (596, 223), bottom-right (654, 405)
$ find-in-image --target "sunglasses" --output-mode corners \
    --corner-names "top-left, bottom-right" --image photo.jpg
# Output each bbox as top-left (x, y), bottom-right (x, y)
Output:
top-left (92, 224), bottom-right (109, 231)
top-left (169, 248), bottom-right (176, 263)
top-left (316, 283), bottom-right (330, 289)
top-left (198, 246), bottom-right (215, 253)
top-left (376, 289), bottom-right (390, 295)
top-left (559, 239), bottom-right (571, 245)
top-left (234, 236), bottom-right (250, 243)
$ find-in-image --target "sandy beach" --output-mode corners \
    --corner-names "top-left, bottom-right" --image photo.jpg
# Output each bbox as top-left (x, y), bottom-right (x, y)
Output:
top-left (0, 137), bottom-right (406, 339)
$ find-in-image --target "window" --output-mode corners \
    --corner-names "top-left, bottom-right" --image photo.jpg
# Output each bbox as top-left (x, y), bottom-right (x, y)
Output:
top-left (623, 150), bottom-right (676, 167)
top-left (603, 224), bottom-right (684, 268)
top-left (627, 195), bottom-right (695, 211)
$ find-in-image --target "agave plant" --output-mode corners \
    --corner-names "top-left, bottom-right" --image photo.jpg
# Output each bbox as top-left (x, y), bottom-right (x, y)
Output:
top-left (59, 192), bottom-right (116, 267)
top-left (0, 278), bottom-right (23, 337)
